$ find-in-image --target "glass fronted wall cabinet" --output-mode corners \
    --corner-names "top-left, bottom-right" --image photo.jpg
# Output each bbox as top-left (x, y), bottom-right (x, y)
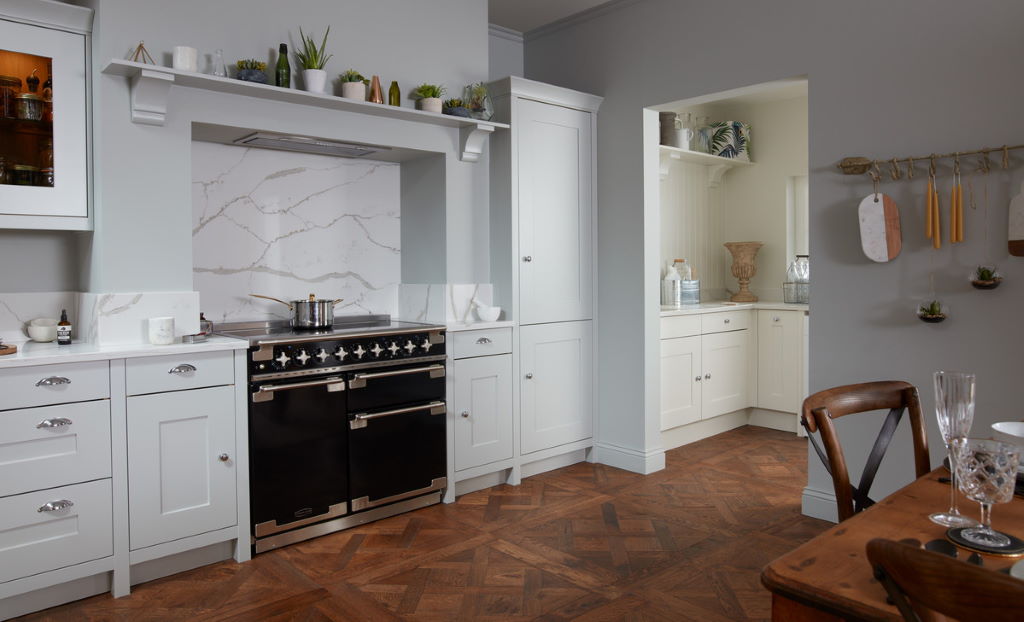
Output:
top-left (0, 3), bottom-right (91, 229)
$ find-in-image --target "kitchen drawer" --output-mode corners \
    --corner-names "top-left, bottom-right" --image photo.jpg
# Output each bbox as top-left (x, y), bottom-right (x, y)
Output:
top-left (661, 315), bottom-right (701, 339)
top-left (701, 310), bottom-right (750, 334)
top-left (0, 400), bottom-right (111, 497)
top-left (126, 350), bottom-right (234, 396)
top-left (0, 360), bottom-right (109, 411)
top-left (452, 328), bottom-right (513, 359)
top-left (0, 479), bottom-right (113, 584)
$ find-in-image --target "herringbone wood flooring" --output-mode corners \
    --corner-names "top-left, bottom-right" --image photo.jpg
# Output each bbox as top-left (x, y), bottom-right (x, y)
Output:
top-left (17, 426), bottom-right (829, 621)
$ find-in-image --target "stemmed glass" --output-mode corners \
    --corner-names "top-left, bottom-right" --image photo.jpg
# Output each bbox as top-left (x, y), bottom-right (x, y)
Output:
top-left (953, 438), bottom-right (1021, 547)
top-left (929, 371), bottom-right (979, 527)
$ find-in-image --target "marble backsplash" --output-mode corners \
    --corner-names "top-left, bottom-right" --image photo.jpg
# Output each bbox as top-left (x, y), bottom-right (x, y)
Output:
top-left (399, 284), bottom-right (496, 323)
top-left (192, 141), bottom-right (401, 323)
top-left (0, 292), bottom-right (77, 343)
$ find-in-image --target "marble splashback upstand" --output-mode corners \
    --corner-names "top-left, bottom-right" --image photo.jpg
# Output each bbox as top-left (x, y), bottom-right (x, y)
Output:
top-left (399, 284), bottom-right (496, 323)
top-left (0, 292), bottom-right (78, 344)
top-left (77, 292), bottom-right (200, 345)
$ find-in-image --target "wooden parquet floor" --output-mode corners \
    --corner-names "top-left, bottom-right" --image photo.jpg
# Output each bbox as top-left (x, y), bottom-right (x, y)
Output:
top-left (17, 426), bottom-right (829, 621)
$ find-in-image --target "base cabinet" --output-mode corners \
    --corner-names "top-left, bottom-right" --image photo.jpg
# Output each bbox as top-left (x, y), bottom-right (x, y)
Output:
top-left (520, 321), bottom-right (594, 454)
top-left (453, 354), bottom-right (513, 471)
top-left (127, 385), bottom-right (237, 550)
top-left (701, 330), bottom-right (750, 418)
top-left (660, 335), bottom-right (701, 430)
top-left (757, 310), bottom-right (804, 414)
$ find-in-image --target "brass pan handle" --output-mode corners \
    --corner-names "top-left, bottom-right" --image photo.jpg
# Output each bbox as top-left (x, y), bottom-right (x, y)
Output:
top-left (249, 294), bottom-right (293, 309)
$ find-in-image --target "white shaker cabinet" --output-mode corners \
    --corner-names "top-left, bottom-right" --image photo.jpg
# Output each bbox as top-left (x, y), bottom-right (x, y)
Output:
top-left (453, 354), bottom-right (514, 471)
top-left (517, 99), bottom-right (594, 324)
top-left (660, 335), bottom-right (701, 430)
top-left (701, 330), bottom-right (750, 419)
top-left (520, 321), bottom-right (594, 454)
top-left (127, 384), bottom-right (237, 550)
top-left (756, 309), bottom-right (805, 414)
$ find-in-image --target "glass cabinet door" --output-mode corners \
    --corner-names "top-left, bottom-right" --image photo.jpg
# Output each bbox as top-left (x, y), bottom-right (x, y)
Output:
top-left (0, 19), bottom-right (87, 219)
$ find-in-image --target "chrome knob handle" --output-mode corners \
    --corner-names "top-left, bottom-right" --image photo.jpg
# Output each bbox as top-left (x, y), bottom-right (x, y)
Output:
top-left (523, 256), bottom-right (533, 262)
top-left (168, 363), bottom-right (197, 375)
top-left (695, 376), bottom-right (702, 382)
top-left (36, 376), bottom-right (71, 387)
top-left (36, 417), bottom-right (73, 429)
top-left (38, 499), bottom-right (74, 513)
top-left (723, 319), bottom-right (730, 324)
top-left (218, 453), bottom-right (230, 462)
top-left (704, 373), bottom-right (711, 380)
top-left (525, 373), bottom-right (534, 379)
top-left (461, 411), bottom-right (470, 418)
top-left (476, 337), bottom-right (492, 344)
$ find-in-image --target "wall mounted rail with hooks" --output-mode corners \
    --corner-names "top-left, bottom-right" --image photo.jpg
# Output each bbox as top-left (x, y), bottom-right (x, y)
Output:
top-left (837, 144), bottom-right (1023, 178)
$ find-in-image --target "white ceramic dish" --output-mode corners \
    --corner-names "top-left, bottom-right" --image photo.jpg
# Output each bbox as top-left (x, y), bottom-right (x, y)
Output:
top-left (992, 421), bottom-right (1024, 473)
top-left (27, 318), bottom-right (58, 342)
top-left (475, 305), bottom-right (501, 322)
top-left (1011, 558), bottom-right (1024, 580)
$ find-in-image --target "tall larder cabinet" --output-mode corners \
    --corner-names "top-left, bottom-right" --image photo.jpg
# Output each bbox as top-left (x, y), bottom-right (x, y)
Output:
top-left (489, 77), bottom-right (602, 467)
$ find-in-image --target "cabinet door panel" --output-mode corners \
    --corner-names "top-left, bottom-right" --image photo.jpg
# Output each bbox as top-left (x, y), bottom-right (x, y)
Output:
top-left (520, 321), bottom-right (593, 453)
top-left (660, 336), bottom-right (701, 430)
top-left (518, 99), bottom-right (593, 324)
top-left (127, 385), bottom-right (236, 550)
top-left (701, 330), bottom-right (749, 419)
top-left (454, 355), bottom-right (513, 470)
top-left (757, 311), bottom-right (804, 413)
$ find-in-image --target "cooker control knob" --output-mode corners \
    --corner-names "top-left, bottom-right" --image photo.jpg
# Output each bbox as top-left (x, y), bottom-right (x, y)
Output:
top-left (419, 337), bottom-right (433, 352)
top-left (273, 350), bottom-right (292, 369)
top-left (295, 349), bottom-right (311, 366)
top-left (370, 342), bottom-right (384, 358)
top-left (403, 339), bottom-right (417, 355)
top-left (315, 348), bottom-right (330, 363)
top-left (334, 345), bottom-right (350, 361)
top-left (353, 344), bottom-right (367, 359)
top-left (387, 341), bottom-right (400, 356)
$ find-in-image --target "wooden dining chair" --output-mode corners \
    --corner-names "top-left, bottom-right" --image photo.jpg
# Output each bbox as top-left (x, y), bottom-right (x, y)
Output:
top-left (867, 538), bottom-right (1024, 622)
top-left (801, 381), bottom-right (930, 521)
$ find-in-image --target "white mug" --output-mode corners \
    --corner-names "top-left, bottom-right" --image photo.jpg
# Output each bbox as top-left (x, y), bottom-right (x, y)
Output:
top-left (172, 46), bottom-right (198, 72)
top-left (148, 317), bottom-right (175, 345)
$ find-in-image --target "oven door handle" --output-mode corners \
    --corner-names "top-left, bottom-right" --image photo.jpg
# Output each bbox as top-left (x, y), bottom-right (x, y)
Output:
top-left (252, 377), bottom-right (346, 403)
top-left (348, 364), bottom-right (445, 389)
top-left (350, 401), bottom-right (446, 429)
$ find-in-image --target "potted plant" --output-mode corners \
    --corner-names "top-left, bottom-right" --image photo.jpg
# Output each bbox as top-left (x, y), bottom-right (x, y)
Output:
top-left (442, 98), bottom-right (471, 117)
top-left (339, 69), bottom-right (365, 100)
top-left (413, 83), bottom-right (445, 113)
top-left (971, 266), bottom-right (1002, 290)
top-left (236, 59), bottom-right (267, 84)
top-left (917, 300), bottom-right (947, 323)
top-left (464, 82), bottom-right (492, 120)
top-left (294, 26), bottom-right (332, 93)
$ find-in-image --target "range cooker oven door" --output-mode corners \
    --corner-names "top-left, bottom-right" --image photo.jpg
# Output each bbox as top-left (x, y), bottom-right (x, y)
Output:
top-left (249, 375), bottom-right (348, 538)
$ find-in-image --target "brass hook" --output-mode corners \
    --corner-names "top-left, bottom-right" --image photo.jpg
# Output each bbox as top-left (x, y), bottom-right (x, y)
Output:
top-left (870, 162), bottom-right (881, 202)
top-left (889, 157), bottom-right (902, 180)
top-left (906, 157), bottom-right (915, 179)
top-left (1003, 145), bottom-right (1010, 169)
top-left (929, 154), bottom-right (937, 179)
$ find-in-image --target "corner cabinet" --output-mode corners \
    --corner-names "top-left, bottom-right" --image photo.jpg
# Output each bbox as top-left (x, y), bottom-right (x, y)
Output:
top-left (756, 309), bottom-right (806, 414)
top-left (0, 3), bottom-right (93, 230)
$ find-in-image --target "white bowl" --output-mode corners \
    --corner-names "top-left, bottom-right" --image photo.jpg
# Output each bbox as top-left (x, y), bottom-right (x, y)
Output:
top-left (27, 322), bottom-right (58, 342)
top-left (475, 305), bottom-right (501, 322)
top-left (992, 421), bottom-right (1024, 448)
top-left (30, 317), bottom-right (57, 327)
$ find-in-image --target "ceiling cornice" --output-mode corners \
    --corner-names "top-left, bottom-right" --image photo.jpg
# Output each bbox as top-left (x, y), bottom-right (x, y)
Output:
top-left (524, 0), bottom-right (645, 42)
top-left (488, 23), bottom-right (524, 43)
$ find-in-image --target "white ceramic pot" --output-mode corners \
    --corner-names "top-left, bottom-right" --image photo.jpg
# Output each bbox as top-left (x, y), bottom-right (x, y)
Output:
top-left (302, 69), bottom-right (328, 93)
top-left (27, 318), bottom-right (58, 342)
top-left (341, 81), bottom-right (366, 100)
top-left (148, 316), bottom-right (175, 345)
top-left (417, 97), bottom-right (442, 114)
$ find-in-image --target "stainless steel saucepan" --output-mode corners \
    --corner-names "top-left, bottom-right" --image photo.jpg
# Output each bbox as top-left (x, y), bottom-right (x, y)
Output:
top-left (249, 293), bottom-right (343, 328)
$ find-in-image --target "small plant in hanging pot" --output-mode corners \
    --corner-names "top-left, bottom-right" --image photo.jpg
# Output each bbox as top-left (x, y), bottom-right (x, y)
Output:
top-left (442, 98), bottom-right (471, 117)
top-left (413, 83), bottom-right (445, 113)
top-left (236, 59), bottom-right (268, 84)
top-left (294, 26), bottom-right (332, 93)
top-left (339, 69), bottom-right (366, 100)
top-left (970, 265), bottom-right (1003, 290)
top-left (917, 300), bottom-right (947, 323)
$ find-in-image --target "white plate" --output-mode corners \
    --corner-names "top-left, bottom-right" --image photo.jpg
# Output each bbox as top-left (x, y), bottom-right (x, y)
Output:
top-left (1011, 559), bottom-right (1024, 580)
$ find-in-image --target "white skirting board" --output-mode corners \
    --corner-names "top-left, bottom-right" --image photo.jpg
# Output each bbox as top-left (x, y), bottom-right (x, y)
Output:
top-left (0, 572), bottom-right (110, 621)
top-left (801, 485), bottom-right (838, 523)
top-left (590, 442), bottom-right (665, 475)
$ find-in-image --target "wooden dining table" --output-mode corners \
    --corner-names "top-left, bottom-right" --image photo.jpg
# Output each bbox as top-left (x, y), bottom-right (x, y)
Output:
top-left (761, 467), bottom-right (1024, 621)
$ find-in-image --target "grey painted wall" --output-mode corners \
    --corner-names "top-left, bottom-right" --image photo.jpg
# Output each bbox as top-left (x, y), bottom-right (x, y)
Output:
top-left (72, 0), bottom-right (490, 293)
top-left (0, 230), bottom-right (82, 292)
top-left (525, 0), bottom-right (1024, 506)
top-left (488, 25), bottom-right (524, 80)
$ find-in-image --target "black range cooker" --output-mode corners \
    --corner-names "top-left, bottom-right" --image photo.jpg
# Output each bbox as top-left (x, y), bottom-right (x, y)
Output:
top-left (216, 315), bottom-right (447, 554)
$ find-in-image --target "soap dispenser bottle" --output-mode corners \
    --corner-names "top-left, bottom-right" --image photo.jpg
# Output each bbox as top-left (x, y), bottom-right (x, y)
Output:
top-left (57, 309), bottom-right (72, 345)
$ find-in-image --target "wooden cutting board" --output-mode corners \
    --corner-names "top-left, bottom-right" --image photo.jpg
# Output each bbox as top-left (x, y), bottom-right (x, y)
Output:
top-left (1009, 181), bottom-right (1024, 256)
top-left (0, 344), bottom-right (17, 356)
top-left (859, 193), bottom-right (902, 262)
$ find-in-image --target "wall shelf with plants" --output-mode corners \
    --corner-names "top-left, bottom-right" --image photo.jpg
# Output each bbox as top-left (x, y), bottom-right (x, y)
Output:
top-left (658, 144), bottom-right (752, 186)
top-left (100, 59), bottom-right (509, 162)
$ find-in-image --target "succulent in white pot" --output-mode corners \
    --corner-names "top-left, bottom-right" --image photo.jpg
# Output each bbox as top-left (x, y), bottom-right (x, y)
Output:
top-left (339, 69), bottom-right (366, 100)
top-left (413, 83), bottom-right (445, 113)
top-left (294, 26), bottom-right (332, 93)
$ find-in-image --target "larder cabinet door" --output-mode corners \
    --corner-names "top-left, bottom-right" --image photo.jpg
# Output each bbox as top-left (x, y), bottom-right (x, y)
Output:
top-left (660, 336), bottom-right (701, 430)
top-left (454, 354), bottom-right (513, 471)
top-left (701, 330), bottom-right (750, 419)
top-left (518, 98), bottom-right (593, 324)
top-left (757, 310), bottom-right (804, 414)
top-left (127, 385), bottom-right (236, 550)
top-left (520, 321), bottom-right (593, 453)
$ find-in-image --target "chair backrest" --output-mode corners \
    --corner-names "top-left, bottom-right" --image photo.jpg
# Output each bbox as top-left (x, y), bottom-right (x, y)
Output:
top-left (867, 538), bottom-right (1024, 622)
top-left (801, 380), bottom-right (930, 521)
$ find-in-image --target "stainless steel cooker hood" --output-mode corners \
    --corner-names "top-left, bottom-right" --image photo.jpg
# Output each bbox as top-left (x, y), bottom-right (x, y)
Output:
top-left (232, 132), bottom-right (389, 158)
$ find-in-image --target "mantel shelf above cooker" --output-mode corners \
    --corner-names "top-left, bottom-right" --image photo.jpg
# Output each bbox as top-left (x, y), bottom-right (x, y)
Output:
top-left (101, 59), bottom-right (509, 162)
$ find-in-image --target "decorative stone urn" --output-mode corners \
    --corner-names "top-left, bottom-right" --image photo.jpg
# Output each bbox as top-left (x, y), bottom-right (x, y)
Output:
top-left (724, 241), bottom-right (763, 302)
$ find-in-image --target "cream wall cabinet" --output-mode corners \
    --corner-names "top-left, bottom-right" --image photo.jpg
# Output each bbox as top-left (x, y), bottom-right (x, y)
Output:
top-left (756, 309), bottom-right (805, 414)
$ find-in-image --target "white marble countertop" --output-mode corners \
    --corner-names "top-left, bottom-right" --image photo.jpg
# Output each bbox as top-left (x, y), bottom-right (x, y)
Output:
top-left (0, 335), bottom-right (247, 369)
top-left (660, 301), bottom-right (808, 317)
top-left (445, 320), bottom-right (516, 332)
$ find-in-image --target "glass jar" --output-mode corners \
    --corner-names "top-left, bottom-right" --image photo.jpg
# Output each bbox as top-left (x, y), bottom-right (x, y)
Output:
top-left (39, 167), bottom-right (54, 187)
top-left (0, 75), bottom-right (21, 119)
top-left (786, 255), bottom-right (810, 283)
top-left (10, 164), bottom-right (38, 185)
top-left (15, 93), bottom-right (43, 121)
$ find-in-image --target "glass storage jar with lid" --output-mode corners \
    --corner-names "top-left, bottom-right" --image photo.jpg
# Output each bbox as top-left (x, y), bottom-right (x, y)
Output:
top-left (15, 93), bottom-right (43, 120)
top-left (10, 164), bottom-right (38, 185)
top-left (0, 75), bottom-right (21, 119)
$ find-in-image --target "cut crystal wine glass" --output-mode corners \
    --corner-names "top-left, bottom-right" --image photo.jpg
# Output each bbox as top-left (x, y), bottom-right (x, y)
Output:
top-left (929, 371), bottom-right (979, 527)
top-left (954, 438), bottom-right (1021, 547)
